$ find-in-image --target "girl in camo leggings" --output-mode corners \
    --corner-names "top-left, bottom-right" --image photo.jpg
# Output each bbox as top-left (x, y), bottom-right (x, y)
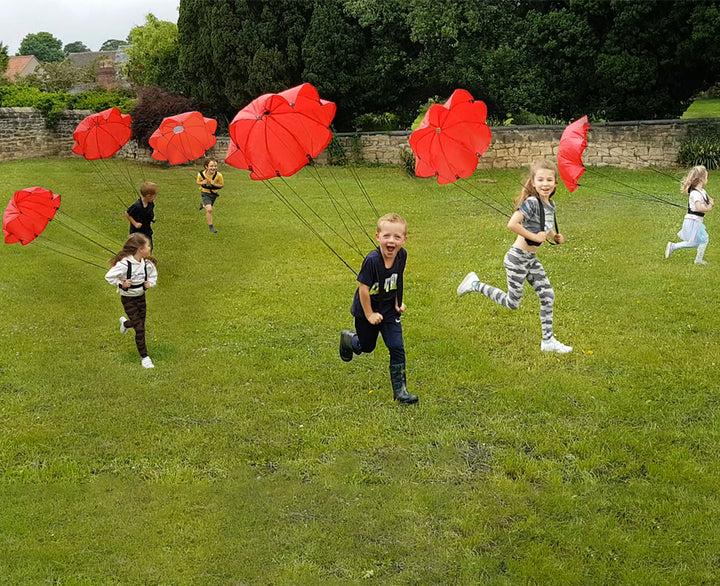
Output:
top-left (105, 233), bottom-right (158, 368)
top-left (457, 160), bottom-right (573, 354)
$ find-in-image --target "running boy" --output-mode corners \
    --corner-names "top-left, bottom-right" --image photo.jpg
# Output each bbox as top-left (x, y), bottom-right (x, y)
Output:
top-left (339, 213), bottom-right (418, 404)
top-left (125, 181), bottom-right (157, 251)
top-left (197, 157), bottom-right (224, 233)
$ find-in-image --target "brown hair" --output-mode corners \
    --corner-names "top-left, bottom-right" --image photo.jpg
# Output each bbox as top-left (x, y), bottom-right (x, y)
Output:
top-left (203, 157), bottom-right (218, 168)
top-left (109, 233), bottom-right (157, 267)
top-left (377, 212), bottom-right (407, 234)
top-left (140, 181), bottom-right (158, 198)
top-left (514, 160), bottom-right (558, 209)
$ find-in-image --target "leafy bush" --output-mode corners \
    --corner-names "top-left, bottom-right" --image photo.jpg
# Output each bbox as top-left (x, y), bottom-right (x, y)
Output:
top-left (326, 136), bottom-right (348, 166)
top-left (130, 86), bottom-right (195, 146)
top-left (72, 88), bottom-right (135, 114)
top-left (354, 112), bottom-right (402, 132)
top-left (400, 145), bottom-right (415, 178)
top-left (678, 126), bottom-right (720, 170)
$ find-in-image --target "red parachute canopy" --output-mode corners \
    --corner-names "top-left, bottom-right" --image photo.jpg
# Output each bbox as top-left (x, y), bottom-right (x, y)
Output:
top-left (557, 116), bottom-right (590, 193)
top-left (148, 111), bottom-right (218, 165)
top-left (408, 89), bottom-right (492, 185)
top-left (226, 83), bottom-right (336, 180)
top-left (72, 107), bottom-right (132, 160)
top-left (3, 187), bottom-right (61, 245)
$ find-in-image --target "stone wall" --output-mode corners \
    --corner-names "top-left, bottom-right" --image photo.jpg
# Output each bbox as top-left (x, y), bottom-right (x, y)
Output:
top-left (1, 107), bottom-right (718, 169)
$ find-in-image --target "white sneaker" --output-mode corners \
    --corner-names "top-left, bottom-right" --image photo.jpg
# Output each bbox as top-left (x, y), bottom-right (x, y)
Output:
top-left (457, 272), bottom-right (479, 296)
top-left (695, 259), bottom-right (708, 265)
top-left (141, 356), bottom-right (155, 369)
top-left (119, 317), bottom-right (128, 334)
top-left (665, 242), bottom-right (673, 259)
top-left (541, 337), bottom-right (573, 354)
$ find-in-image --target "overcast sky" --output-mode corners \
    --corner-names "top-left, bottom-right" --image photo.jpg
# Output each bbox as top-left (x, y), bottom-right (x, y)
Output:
top-left (1, 0), bottom-right (180, 54)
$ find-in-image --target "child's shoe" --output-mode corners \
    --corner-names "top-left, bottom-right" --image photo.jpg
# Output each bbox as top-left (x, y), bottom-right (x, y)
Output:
top-left (209, 225), bottom-right (218, 233)
top-left (141, 356), bottom-right (155, 369)
top-left (339, 330), bottom-right (355, 362)
top-left (457, 272), bottom-right (479, 296)
top-left (541, 337), bottom-right (573, 354)
top-left (119, 317), bottom-right (128, 334)
top-left (695, 259), bottom-right (708, 265)
top-left (665, 242), bottom-right (673, 258)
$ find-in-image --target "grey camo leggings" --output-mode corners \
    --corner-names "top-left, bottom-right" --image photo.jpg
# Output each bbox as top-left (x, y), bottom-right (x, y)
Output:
top-left (472, 246), bottom-right (555, 340)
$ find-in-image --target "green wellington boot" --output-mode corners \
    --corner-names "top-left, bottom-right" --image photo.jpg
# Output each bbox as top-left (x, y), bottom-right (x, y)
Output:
top-left (389, 363), bottom-right (418, 405)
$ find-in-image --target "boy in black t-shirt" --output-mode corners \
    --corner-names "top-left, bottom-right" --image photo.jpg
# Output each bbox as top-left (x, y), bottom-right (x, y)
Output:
top-left (339, 213), bottom-right (418, 404)
top-left (125, 181), bottom-right (157, 251)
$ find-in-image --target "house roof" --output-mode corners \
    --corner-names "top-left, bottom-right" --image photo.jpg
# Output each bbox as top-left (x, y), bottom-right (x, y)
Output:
top-left (68, 50), bottom-right (126, 68)
top-left (3, 55), bottom-right (39, 79)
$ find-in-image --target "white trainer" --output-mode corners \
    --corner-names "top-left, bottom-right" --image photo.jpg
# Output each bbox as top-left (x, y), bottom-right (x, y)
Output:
top-left (457, 272), bottom-right (480, 296)
top-left (541, 337), bottom-right (573, 354)
top-left (141, 356), bottom-right (155, 369)
top-left (119, 317), bottom-right (128, 334)
top-left (665, 242), bottom-right (673, 259)
top-left (695, 259), bottom-right (708, 265)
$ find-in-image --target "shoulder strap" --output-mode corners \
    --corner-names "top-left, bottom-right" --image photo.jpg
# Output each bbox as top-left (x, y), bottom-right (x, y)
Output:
top-left (126, 260), bottom-right (132, 280)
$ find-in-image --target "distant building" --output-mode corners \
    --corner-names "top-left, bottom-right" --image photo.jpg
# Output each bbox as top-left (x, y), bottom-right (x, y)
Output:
top-left (3, 55), bottom-right (40, 80)
top-left (67, 49), bottom-right (131, 92)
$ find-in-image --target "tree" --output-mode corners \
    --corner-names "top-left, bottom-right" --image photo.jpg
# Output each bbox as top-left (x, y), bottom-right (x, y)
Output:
top-left (18, 32), bottom-right (65, 62)
top-left (100, 39), bottom-right (127, 51)
top-left (24, 59), bottom-right (97, 92)
top-left (64, 41), bottom-right (90, 54)
top-left (0, 42), bottom-right (8, 75)
top-left (124, 14), bottom-right (183, 91)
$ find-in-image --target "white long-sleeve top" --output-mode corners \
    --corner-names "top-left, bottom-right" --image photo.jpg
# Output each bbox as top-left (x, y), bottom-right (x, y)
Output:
top-left (105, 255), bottom-right (158, 297)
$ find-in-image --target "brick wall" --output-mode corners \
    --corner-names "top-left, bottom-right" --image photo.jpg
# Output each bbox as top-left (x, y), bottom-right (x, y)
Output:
top-left (1, 107), bottom-right (718, 169)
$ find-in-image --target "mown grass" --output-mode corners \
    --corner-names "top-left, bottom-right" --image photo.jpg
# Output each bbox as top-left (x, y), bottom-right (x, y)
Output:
top-left (1, 159), bottom-right (719, 583)
top-left (682, 98), bottom-right (720, 119)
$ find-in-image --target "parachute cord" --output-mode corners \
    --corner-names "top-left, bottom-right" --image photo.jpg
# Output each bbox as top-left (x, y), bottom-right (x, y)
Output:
top-left (38, 234), bottom-right (109, 262)
top-left (53, 216), bottom-right (117, 254)
top-left (56, 211), bottom-right (118, 251)
top-left (453, 180), bottom-right (512, 218)
top-left (585, 168), bottom-right (684, 208)
top-left (263, 181), bottom-right (358, 276)
top-left (348, 165), bottom-right (380, 217)
top-left (90, 160), bottom-right (131, 207)
top-left (308, 166), bottom-right (366, 255)
top-left (33, 240), bottom-right (107, 270)
top-left (278, 177), bottom-right (365, 255)
top-left (328, 166), bottom-right (377, 247)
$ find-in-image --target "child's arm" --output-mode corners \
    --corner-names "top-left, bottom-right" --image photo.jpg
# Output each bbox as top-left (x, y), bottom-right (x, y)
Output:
top-left (508, 210), bottom-right (547, 243)
top-left (125, 211), bottom-right (142, 229)
top-left (105, 263), bottom-right (131, 290)
top-left (358, 283), bottom-right (383, 324)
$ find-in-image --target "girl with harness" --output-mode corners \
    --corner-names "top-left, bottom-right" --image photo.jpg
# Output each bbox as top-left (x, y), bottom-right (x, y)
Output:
top-left (105, 233), bottom-right (158, 368)
top-left (457, 160), bottom-right (573, 354)
top-left (665, 165), bottom-right (714, 265)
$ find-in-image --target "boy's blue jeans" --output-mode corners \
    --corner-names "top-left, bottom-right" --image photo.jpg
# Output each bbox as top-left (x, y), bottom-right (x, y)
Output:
top-left (352, 313), bottom-right (405, 366)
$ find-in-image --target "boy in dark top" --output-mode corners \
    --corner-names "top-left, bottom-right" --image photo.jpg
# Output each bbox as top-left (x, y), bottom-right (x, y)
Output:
top-left (125, 181), bottom-right (157, 251)
top-left (339, 213), bottom-right (418, 404)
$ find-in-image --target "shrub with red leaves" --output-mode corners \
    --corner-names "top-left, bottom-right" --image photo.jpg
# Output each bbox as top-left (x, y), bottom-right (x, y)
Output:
top-left (130, 86), bottom-right (196, 147)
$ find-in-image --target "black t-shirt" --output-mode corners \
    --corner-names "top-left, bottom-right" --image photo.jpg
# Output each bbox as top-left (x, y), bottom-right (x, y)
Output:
top-left (351, 247), bottom-right (406, 319)
top-left (127, 198), bottom-right (154, 236)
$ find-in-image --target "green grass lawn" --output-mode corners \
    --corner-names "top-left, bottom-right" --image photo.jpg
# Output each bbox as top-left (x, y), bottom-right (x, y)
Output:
top-left (1, 159), bottom-right (719, 583)
top-left (681, 98), bottom-right (720, 119)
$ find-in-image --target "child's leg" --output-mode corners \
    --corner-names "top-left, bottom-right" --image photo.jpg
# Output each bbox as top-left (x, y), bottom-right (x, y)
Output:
top-left (473, 247), bottom-right (530, 310)
top-left (525, 258), bottom-right (555, 341)
top-left (380, 319), bottom-right (417, 404)
top-left (695, 227), bottom-right (709, 264)
top-left (353, 315), bottom-right (381, 355)
top-left (121, 295), bottom-right (149, 358)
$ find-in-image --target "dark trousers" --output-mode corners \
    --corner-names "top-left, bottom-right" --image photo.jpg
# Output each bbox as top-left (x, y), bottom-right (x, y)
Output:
top-left (121, 294), bottom-right (148, 358)
top-left (353, 313), bottom-right (405, 366)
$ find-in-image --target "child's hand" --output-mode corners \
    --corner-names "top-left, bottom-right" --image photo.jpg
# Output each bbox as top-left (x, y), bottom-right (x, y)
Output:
top-left (366, 312), bottom-right (383, 325)
top-left (554, 233), bottom-right (565, 244)
top-left (396, 302), bottom-right (406, 314)
top-left (143, 281), bottom-right (152, 289)
top-left (121, 279), bottom-right (132, 289)
top-left (535, 231), bottom-right (548, 243)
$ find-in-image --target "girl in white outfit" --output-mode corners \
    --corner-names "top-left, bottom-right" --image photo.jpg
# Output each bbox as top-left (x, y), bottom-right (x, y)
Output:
top-left (666, 165), bottom-right (714, 265)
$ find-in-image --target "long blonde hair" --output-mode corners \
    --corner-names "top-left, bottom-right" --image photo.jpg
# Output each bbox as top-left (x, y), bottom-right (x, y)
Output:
top-left (681, 165), bottom-right (708, 194)
top-left (514, 160), bottom-right (558, 209)
top-left (109, 233), bottom-right (157, 267)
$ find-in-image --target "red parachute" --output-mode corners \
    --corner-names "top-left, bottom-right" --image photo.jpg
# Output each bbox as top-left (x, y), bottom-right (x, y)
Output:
top-left (409, 89), bottom-right (492, 185)
top-left (557, 116), bottom-right (590, 193)
top-left (72, 107), bottom-right (132, 160)
top-left (3, 187), bottom-right (61, 245)
top-left (148, 111), bottom-right (218, 165)
top-left (226, 83), bottom-right (336, 180)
